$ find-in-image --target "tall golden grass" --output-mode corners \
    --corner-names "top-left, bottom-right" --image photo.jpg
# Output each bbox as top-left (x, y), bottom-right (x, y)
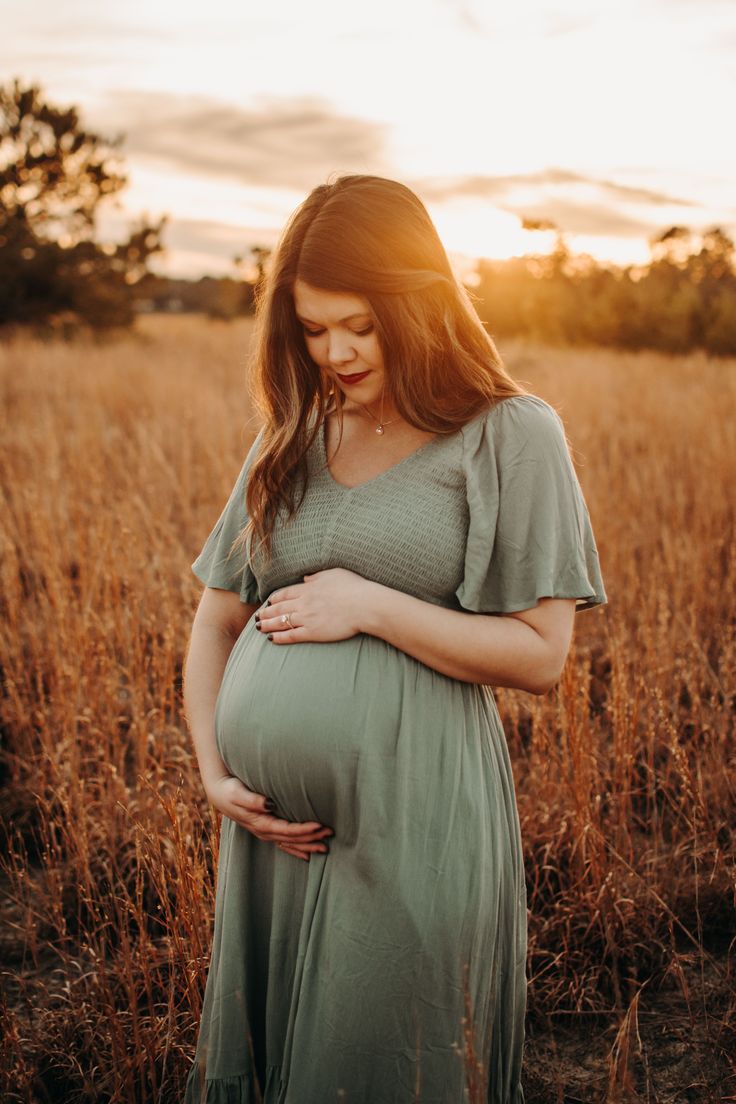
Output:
top-left (0, 315), bottom-right (734, 1102)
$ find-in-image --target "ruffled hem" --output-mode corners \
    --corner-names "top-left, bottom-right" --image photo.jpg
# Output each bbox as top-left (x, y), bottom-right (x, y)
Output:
top-left (183, 1061), bottom-right (284, 1104)
top-left (190, 428), bottom-right (265, 605)
top-left (455, 394), bottom-right (607, 616)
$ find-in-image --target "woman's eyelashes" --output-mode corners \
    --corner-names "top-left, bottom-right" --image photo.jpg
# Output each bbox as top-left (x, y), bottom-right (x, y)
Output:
top-left (303, 325), bottom-right (373, 338)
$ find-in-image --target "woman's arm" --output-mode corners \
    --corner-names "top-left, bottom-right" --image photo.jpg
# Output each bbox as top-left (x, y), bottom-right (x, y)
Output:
top-left (184, 587), bottom-right (334, 857)
top-left (361, 584), bottom-right (575, 694)
top-left (259, 569), bottom-right (576, 694)
top-left (184, 587), bottom-right (254, 792)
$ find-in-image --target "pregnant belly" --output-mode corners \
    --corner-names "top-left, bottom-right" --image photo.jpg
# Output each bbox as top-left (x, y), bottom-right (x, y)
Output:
top-left (214, 617), bottom-right (465, 831)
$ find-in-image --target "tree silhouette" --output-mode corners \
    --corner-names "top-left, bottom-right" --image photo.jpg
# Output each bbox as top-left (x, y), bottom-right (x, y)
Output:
top-left (649, 226), bottom-right (694, 268)
top-left (472, 220), bottom-right (736, 356)
top-left (0, 79), bottom-right (165, 330)
top-left (250, 245), bottom-right (272, 300)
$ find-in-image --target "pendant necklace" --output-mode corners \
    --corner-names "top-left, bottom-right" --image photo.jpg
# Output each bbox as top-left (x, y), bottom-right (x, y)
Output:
top-left (357, 387), bottom-right (396, 435)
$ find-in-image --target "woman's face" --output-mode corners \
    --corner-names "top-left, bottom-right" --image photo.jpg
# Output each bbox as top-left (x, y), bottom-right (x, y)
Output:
top-left (293, 279), bottom-right (388, 409)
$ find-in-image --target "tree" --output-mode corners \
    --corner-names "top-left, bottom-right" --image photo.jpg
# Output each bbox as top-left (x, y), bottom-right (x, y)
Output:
top-left (249, 245), bottom-right (272, 302)
top-left (0, 79), bottom-right (165, 330)
top-left (470, 222), bottom-right (736, 356)
top-left (649, 225), bottom-right (694, 268)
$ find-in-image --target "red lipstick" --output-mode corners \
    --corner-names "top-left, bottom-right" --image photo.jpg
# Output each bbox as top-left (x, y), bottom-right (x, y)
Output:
top-left (336, 370), bottom-right (370, 385)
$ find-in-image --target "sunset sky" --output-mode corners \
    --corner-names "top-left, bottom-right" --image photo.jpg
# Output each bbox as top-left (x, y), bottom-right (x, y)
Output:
top-left (4, 0), bottom-right (735, 279)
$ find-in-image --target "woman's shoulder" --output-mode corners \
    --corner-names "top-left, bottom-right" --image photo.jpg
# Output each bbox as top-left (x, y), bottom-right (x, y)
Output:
top-left (460, 392), bottom-right (565, 454)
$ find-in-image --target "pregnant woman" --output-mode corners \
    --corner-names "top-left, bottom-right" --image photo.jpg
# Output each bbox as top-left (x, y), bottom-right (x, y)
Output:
top-left (182, 175), bottom-right (606, 1104)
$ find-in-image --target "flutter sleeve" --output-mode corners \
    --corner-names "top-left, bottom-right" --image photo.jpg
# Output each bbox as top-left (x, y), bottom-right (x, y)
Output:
top-left (455, 395), bottom-right (607, 614)
top-left (191, 429), bottom-right (264, 604)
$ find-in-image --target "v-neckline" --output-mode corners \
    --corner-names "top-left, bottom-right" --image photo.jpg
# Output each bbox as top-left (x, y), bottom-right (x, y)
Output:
top-left (318, 415), bottom-right (446, 492)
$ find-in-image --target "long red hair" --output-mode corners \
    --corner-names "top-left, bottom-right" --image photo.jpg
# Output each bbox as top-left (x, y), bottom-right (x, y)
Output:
top-left (239, 174), bottom-right (526, 562)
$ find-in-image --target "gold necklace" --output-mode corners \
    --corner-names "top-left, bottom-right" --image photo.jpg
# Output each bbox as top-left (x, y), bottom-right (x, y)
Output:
top-left (359, 407), bottom-right (396, 435)
top-left (356, 388), bottom-right (396, 435)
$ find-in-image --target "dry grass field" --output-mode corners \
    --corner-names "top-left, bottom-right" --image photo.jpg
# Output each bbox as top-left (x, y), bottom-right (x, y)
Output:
top-left (1, 315), bottom-right (734, 1103)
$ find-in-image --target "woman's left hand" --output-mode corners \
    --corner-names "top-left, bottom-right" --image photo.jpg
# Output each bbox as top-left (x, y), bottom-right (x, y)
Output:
top-left (255, 568), bottom-right (376, 644)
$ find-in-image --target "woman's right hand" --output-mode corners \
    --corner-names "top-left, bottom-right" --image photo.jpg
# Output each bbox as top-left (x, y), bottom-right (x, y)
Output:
top-left (204, 774), bottom-right (333, 861)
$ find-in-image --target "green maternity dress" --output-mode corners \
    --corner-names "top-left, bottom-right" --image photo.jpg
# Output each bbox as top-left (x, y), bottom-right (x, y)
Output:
top-left (184, 394), bottom-right (607, 1104)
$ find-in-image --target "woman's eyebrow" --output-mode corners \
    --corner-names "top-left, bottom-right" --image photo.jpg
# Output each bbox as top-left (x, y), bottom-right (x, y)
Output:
top-left (296, 312), bottom-right (370, 324)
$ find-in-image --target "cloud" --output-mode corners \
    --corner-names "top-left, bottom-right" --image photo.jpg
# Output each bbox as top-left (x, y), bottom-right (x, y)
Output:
top-left (438, 0), bottom-right (595, 39)
top-left (508, 198), bottom-right (655, 238)
top-left (104, 91), bottom-right (387, 192)
top-left (413, 168), bottom-right (707, 238)
top-left (594, 176), bottom-right (701, 208)
top-left (416, 168), bottom-right (700, 209)
top-left (541, 14), bottom-right (596, 37)
top-left (445, 2), bottom-right (485, 33)
top-left (162, 216), bottom-right (279, 258)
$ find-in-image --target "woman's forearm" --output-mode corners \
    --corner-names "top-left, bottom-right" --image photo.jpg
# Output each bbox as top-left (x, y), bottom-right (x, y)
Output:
top-left (183, 623), bottom-right (239, 791)
top-left (359, 582), bottom-right (559, 693)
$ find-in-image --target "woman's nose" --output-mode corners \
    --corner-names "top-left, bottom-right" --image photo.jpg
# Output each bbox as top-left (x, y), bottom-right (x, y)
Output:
top-left (327, 334), bottom-right (356, 366)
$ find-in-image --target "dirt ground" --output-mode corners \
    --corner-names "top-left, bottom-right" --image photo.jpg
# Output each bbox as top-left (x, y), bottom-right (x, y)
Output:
top-left (523, 947), bottom-right (735, 1103)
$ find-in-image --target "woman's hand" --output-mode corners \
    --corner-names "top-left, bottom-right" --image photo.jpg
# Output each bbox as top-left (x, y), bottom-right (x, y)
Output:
top-left (204, 774), bottom-right (333, 861)
top-left (256, 568), bottom-right (375, 644)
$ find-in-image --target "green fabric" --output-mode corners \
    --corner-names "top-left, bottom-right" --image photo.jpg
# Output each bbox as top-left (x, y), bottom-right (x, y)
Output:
top-left (185, 395), bottom-right (607, 1104)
